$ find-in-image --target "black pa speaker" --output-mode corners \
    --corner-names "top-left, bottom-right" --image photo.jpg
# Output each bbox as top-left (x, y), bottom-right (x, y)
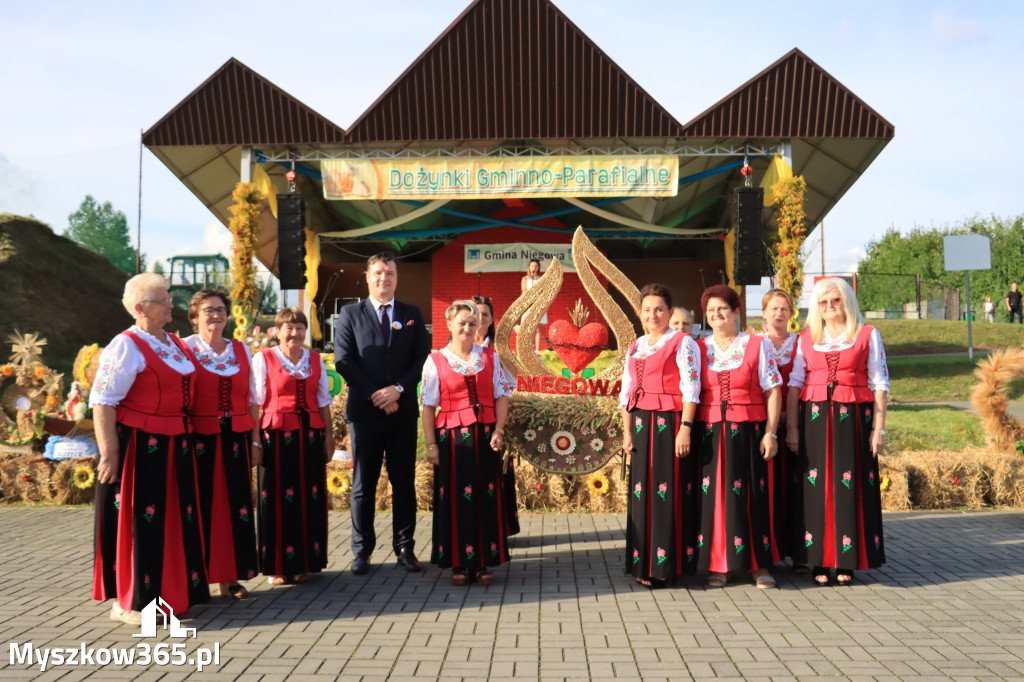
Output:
top-left (277, 192), bottom-right (307, 290)
top-left (733, 187), bottom-right (764, 285)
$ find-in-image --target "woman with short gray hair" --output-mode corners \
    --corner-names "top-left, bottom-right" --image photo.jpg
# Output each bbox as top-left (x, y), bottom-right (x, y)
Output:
top-left (90, 273), bottom-right (209, 625)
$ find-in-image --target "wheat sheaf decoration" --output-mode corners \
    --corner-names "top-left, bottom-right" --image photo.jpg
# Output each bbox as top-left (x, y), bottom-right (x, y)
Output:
top-left (970, 348), bottom-right (1024, 451)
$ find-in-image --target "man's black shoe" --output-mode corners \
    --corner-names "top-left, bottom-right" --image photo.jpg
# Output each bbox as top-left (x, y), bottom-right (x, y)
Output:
top-left (396, 547), bottom-right (422, 572)
top-left (351, 555), bottom-right (370, 575)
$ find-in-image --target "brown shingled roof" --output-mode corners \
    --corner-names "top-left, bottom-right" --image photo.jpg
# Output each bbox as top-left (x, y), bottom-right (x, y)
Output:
top-left (681, 48), bottom-right (895, 139)
top-left (344, 0), bottom-right (686, 143)
top-left (142, 58), bottom-right (345, 147)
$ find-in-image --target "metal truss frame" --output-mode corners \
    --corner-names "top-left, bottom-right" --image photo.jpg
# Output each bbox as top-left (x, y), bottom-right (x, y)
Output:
top-left (256, 144), bottom-right (776, 162)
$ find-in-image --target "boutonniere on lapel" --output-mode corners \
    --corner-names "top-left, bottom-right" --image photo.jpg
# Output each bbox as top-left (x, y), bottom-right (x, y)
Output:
top-left (406, 319), bottom-right (415, 326)
top-left (391, 321), bottom-right (403, 331)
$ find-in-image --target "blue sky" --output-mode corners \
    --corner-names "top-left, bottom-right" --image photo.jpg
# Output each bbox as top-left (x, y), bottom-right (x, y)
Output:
top-left (2, 0), bottom-right (1020, 293)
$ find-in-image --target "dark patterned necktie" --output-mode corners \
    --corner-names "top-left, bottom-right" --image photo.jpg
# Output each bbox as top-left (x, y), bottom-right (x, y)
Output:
top-left (380, 304), bottom-right (391, 344)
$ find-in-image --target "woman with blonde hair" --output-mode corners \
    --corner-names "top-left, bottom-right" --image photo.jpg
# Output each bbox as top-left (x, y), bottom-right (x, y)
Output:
top-left (90, 273), bottom-right (208, 625)
top-left (421, 300), bottom-right (512, 585)
top-left (758, 289), bottom-right (800, 568)
top-left (786, 277), bottom-right (889, 585)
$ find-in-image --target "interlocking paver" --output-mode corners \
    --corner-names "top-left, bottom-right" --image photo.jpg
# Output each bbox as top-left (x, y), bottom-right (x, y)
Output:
top-left (2, 508), bottom-right (1024, 679)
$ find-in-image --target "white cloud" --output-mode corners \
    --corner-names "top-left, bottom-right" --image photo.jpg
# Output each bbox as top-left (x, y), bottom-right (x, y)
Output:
top-left (203, 221), bottom-right (232, 257)
top-left (930, 8), bottom-right (985, 46)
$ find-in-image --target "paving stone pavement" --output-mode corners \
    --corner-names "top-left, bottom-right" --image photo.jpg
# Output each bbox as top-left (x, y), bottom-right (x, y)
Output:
top-left (2, 507), bottom-right (1024, 680)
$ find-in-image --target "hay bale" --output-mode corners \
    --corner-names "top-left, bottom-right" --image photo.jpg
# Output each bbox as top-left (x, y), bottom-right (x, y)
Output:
top-left (414, 459), bottom-right (433, 512)
top-left (975, 450), bottom-right (1024, 507)
top-left (900, 449), bottom-right (989, 509)
top-left (878, 454), bottom-right (911, 511)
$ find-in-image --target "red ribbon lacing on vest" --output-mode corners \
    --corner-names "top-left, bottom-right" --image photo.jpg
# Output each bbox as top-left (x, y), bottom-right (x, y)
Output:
top-left (296, 377), bottom-right (309, 413)
top-left (217, 376), bottom-right (232, 416)
top-left (825, 352), bottom-right (841, 400)
top-left (464, 374), bottom-right (482, 419)
top-left (181, 374), bottom-right (193, 428)
top-left (717, 370), bottom-right (732, 420)
top-left (626, 358), bottom-right (646, 412)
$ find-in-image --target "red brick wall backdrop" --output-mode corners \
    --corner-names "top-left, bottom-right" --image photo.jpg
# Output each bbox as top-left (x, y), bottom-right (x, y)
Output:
top-left (430, 203), bottom-right (607, 350)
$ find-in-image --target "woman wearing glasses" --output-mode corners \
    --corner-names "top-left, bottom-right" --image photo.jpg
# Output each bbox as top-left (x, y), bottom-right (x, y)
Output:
top-left (183, 290), bottom-right (260, 600)
top-left (693, 285), bottom-right (782, 589)
top-left (786, 278), bottom-right (889, 585)
top-left (89, 273), bottom-right (208, 625)
top-left (472, 295), bottom-right (520, 537)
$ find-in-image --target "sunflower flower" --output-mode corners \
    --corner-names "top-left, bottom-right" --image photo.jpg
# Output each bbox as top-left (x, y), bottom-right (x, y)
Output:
top-left (587, 472), bottom-right (610, 496)
top-left (73, 464), bottom-right (96, 489)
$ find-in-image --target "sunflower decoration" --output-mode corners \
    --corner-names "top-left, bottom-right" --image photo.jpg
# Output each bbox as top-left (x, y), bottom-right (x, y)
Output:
top-left (787, 310), bottom-right (801, 333)
top-left (73, 463), bottom-right (96, 490)
top-left (233, 327), bottom-right (246, 341)
top-left (327, 470), bottom-right (351, 495)
top-left (770, 176), bottom-right (808, 308)
top-left (587, 472), bottom-right (610, 496)
top-left (228, 182), bottom-right (263, 335)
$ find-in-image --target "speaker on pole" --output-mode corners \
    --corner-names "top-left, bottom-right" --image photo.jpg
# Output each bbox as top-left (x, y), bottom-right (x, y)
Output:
top-left (733, 187), bottom-right (764, 285)
top-left (277, 192), bottom-right (306, 290)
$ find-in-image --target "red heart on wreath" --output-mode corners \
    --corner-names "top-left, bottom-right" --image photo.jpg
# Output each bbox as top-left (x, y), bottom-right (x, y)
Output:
top-left (548, 319), bottom-right (608, 375)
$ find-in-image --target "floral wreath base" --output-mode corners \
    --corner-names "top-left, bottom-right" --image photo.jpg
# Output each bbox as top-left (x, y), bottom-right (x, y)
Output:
top-left (506, 424), bottom-right (622, 475)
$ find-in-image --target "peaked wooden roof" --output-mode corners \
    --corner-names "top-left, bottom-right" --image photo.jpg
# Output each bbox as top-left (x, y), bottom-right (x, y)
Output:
top-left (681, 49), bottom-right (895, 139)
top-left (344, 0), bottom-right (686, 143)
top-left (142, 58), bottom-right (346, 147)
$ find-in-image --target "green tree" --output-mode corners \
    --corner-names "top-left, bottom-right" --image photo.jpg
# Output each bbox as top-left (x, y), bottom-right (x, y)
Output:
top-left (65, 195), bottom-right (139, 274)
top-left (857, 215), bottom-right (1024, 317)
top-left (152, 259), bottom-right (165, 275)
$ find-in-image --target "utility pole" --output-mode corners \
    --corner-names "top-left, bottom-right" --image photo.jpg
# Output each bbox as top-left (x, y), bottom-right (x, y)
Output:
top-left (820, 220), bottom-right (825, 276)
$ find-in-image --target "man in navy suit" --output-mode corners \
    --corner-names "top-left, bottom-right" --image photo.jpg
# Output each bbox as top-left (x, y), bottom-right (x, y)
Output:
top-left (335, 252), bottom-right (430, 574)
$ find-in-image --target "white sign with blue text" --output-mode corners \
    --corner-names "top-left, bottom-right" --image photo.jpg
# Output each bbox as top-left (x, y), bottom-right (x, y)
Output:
top-left (464, 242), bottom-right (575, 273)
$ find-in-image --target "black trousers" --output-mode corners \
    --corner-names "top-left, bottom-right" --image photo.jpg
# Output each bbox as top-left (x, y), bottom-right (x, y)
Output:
top-left (349, 414), bottom-right (418, 558)
top-left (1011, 307), bottom-right (1023, 323)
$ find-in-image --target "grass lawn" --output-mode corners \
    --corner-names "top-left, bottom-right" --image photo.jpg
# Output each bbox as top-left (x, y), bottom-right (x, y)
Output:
top-left (885, 404), bottom-right (985, 452)
top-left (872, 319), bottom-right (1024, 355)
top-left (888, 355), bottom-right (1024, 402)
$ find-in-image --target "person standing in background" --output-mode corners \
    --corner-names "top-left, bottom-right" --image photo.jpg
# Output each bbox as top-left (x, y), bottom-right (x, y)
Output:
top-left (521, 259), bottom-right (548, 352)
top-left (1006, 283), bottom-right (1022, 323)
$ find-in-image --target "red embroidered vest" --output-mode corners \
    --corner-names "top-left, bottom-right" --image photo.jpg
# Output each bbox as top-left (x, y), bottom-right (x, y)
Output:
top-left (191, 340), bottom-right (257, 434)
top-left (116, 331), bottom-right (195, 435)
top-left (259, 349), bottom-right (326, 430)
top-left (798, 325), bottom-right (874, 403)
top-left (431, 347), bottom-right (497, 428)
top-left (695, 336), bottom-right (766, 423)
top-left (624, 333), bottom-right (684, 412)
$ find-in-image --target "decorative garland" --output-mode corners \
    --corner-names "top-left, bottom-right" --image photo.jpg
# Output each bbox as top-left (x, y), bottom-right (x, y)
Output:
top-left (770, 176), bottom-right (808, 330)
top-left (228, 182), bottom-right (264, 337)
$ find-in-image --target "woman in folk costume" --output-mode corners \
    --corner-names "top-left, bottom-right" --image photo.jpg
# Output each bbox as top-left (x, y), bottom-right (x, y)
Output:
top-left (757, 289), bottom-right (801, 569)
top-left (252, 308), bottom-right (334, 585)
top-left (619, 283), bottom-right (701, 588)
top-left (90, 273), bottom-right (208, 625)
top-left (693, 285), bottom-right (782, 589)
top-left (472, 294), bottom-right (520, 538)
top-left (183, 289), bottom-right (260, 599)
top-left (421, 300), bottom-right (511, 586)
top-left (786, 277), bottom-right (889, 585)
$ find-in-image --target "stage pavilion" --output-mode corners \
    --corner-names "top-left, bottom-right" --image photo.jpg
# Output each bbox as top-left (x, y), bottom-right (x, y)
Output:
top-left (141, 0), bottom-right (894, 348)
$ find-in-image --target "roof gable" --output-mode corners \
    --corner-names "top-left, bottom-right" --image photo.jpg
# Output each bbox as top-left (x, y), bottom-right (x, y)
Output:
top-left (681, 48), bottom-right (895, 139)
top-left (143, 58), bottom-right (345, 147)
top-left (345, 0), bottom-right (685, 143)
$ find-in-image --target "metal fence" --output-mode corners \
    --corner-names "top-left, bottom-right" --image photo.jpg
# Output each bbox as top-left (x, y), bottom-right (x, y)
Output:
top-left (851, 272), bottom-right (961, 320)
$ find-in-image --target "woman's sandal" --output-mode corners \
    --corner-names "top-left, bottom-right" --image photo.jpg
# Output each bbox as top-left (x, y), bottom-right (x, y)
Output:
top-left (474, 568), bottom-right (493, 586)
top-left (707, 572), bottom-right (727, 588)
top-left (812, 567), bottom-right (830, 586)
top-left (753, 571), bottom-right (776, 589)
top-left (268, 575), bottom-right (289, 586)
top-left (835, 570), bottom-right (854, 585)
top-left (451, 569), bottom-right (469, 586)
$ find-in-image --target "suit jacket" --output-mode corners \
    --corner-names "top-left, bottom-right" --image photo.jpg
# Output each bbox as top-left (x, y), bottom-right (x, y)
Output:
top-left (334, 298), bottom-right (431, 422)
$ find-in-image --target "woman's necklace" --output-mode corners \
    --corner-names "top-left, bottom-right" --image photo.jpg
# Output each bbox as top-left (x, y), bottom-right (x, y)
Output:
top-left (447, 344), bottom-right (473, 362)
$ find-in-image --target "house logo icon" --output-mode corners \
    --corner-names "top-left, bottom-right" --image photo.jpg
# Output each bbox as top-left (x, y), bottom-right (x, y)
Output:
top-left (133, 597), bottom-right (197, 639)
